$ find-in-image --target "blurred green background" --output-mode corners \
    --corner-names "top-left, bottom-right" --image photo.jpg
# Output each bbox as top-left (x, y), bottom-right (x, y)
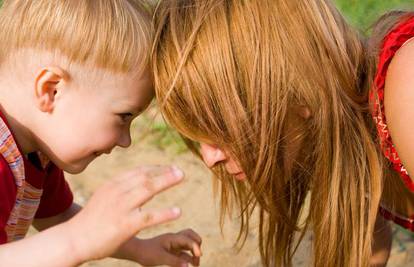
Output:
top-left (335, 0), bottom-right (412, 30)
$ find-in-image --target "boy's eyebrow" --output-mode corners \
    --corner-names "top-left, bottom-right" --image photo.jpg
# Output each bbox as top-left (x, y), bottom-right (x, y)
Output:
top-left (116, 100), bottom-right (149, 114)
top-left (135, 107), bottom-right (145, 114)
top-left (119, 102), bottom-right (142, 112)
top-left (130, 105), bottom-right (147, 114)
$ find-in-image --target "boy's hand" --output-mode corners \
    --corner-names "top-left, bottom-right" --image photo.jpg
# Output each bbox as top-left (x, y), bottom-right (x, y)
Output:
top-left (64, 165), bottom-right (185, 264)
top-left (116, 229), bottom-right (202, 267)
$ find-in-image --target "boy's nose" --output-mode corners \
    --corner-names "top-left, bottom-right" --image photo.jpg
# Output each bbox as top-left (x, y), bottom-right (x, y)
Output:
top-left (200, 143), bottom-right (227, 168)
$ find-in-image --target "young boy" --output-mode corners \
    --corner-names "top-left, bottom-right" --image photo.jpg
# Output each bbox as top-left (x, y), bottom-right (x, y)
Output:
top-left (0, 1), bottom-right (201, 266)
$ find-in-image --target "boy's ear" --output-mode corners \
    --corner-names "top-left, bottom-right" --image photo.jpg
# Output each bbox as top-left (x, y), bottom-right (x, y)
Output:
top-left (34, 66), bottom-right (68, 113)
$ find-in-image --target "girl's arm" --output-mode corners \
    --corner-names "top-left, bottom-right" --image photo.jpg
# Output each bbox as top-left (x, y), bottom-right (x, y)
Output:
top-left (384, 40), bottom-right (414, 180)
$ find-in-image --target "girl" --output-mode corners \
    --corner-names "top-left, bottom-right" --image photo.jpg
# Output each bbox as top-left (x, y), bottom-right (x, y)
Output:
top-left (368, 8), bottom-right (414, 264)
top-left (151, 0), bottom-right (397, 266)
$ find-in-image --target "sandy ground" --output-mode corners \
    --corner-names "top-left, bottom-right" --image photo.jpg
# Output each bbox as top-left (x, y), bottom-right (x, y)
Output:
top-left (64, 128), bottom-right (262, 267)
top-left (52, 119), bottom-right (414, 267)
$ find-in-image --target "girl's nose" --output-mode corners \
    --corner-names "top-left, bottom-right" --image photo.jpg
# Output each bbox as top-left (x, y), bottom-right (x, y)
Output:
top-left (200, 143), bottom-right (227, 168)
top-left (117, 129), bottom-right (132, 148)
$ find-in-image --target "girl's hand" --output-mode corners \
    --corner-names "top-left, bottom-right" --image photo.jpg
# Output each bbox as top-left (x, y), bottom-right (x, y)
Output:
top-left (65, 165), bottom-right (184, 264)
top-left (116, 229), bottom-right (202, 267)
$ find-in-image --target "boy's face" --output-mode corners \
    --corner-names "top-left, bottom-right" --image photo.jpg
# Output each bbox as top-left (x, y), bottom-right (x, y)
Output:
top-left (35, 68), bottom-right (153, 174)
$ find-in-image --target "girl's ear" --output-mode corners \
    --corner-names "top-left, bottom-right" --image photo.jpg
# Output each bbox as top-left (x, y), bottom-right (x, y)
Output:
top-left (296, 105), bottom-right (311, 119)
top-left (34, 66), bottom-right (69, 113)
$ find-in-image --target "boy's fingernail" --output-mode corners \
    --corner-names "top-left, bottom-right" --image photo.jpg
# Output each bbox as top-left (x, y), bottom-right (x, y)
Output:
top-left (172, 207), bottom-right (181, 216)
top-left (181, 263), bottom-right (188, 267)
top-left (171, 166), bottom-right (184, 178)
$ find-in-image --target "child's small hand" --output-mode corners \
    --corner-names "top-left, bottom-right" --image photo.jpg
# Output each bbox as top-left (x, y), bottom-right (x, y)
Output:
top-left (64, 165), bottom-right (185, 264)
top-left (118, 229), bottom-right (202, 267)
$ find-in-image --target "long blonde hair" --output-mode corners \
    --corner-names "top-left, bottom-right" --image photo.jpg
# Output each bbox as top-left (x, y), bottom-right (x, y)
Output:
top-left (152, 1), bottom-right (383, 266)
top-left (0, 0), bottom-right (152, 74)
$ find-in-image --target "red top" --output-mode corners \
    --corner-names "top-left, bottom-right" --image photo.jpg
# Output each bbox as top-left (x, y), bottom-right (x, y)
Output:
top-left (0, 111), bottom-right (73, 244)
top-left (370, 15), bottom-right (414, 192)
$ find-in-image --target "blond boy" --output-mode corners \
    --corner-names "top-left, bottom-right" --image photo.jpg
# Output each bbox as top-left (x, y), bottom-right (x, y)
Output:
top-left (0, 1), bottom-right (201, 266)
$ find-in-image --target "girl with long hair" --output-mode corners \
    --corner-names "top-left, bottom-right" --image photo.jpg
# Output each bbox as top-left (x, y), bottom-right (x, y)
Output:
top-left (151, 0), bottom-right (413, 266)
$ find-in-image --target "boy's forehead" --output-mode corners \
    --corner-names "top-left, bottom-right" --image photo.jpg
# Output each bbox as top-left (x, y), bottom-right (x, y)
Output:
top-left (107, 72), bottom-right (154, 106)
top-left (78, 63), bottom-right (151, 86)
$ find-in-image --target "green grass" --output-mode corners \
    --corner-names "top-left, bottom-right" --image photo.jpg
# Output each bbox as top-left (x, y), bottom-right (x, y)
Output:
top-left (147, 119), bottom-right (188, 153)
top-left (137, 105), bottom-right (188, 153)
top-left (335, 0), bottom-right (412, 30)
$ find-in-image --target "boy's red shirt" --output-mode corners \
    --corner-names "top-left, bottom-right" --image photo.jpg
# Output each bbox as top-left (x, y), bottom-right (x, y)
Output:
top-left (0, 110), bottom-right (73, 244)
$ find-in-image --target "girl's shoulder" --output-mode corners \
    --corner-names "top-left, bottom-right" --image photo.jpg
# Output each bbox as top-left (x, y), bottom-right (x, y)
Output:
top-left (376, 15), bottom-right (414, 87)
top-left (379, 16), bottom-right (414, 191)
top-left (369, 13), bottom-right (414, 232)
top-left (382, 15), bottom-right (414, 123)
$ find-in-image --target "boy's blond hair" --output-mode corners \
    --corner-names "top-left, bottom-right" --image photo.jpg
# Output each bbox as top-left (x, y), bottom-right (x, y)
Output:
top-left (0, 0), bottom-right (152, 74)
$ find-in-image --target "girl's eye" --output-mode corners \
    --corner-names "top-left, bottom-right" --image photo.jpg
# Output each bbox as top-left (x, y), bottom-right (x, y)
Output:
top-left (118, 113), bottom-right (133, 122)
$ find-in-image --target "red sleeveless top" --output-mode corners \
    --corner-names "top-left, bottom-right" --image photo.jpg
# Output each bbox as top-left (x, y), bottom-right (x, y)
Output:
top-left (370, 15), bottom-right (414, 192)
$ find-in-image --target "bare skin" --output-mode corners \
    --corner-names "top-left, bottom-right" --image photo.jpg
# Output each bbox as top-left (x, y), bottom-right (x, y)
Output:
top-left (0, 165), bottom-right (202, 267)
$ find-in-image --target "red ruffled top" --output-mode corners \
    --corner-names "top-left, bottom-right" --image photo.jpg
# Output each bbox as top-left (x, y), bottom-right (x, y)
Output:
top-left (370, 16), bottom-right (414, 192)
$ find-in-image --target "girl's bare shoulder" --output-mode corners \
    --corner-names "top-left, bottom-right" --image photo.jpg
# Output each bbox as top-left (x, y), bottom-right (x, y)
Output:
top-left (384, 39), bottom-right (414, 181)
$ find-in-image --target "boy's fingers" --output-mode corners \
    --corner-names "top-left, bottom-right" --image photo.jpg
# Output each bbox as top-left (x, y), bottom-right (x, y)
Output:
top-left (125, 166), bottom-right (184, 207)
top-left (119, 165), bottom-right (184, 191)
top-left (131, 207), bottom-right (181, 231)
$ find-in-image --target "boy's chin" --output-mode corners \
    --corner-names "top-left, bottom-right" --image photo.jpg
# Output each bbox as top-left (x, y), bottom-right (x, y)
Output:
top-left (64, 166), bottom-right (87, 174)
top-left (59, 161), bottom-right (90, 174)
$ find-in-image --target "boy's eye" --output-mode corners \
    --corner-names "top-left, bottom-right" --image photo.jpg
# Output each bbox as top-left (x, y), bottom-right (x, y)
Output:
top-left (117, 113), bottom-right (133, 122)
